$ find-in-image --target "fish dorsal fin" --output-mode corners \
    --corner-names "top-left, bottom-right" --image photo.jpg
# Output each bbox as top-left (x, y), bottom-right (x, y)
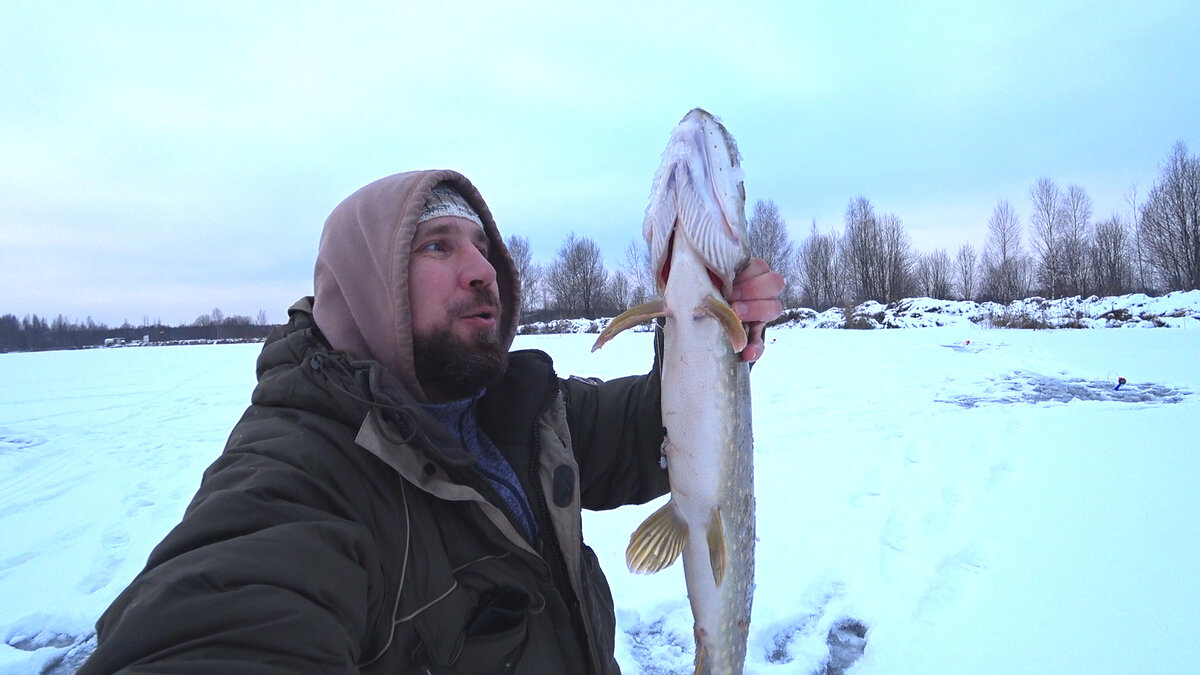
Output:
top-left (707, 506), bottom-right (727, 587)
top-left (626, 499), bottom-right (687, 574)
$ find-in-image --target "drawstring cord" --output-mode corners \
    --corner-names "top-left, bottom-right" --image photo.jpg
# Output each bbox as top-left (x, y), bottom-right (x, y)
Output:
top-left (306, 352), bottom-right (420, 447)
top-left (305, 350), bottom-right (417, 668)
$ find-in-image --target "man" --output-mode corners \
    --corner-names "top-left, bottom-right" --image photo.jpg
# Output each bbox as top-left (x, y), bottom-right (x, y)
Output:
top-left (81, 170), bottom-right (783, 673)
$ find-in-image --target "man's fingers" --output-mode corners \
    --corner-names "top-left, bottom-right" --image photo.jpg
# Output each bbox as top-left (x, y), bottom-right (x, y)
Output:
top-left (730, 256), bottom-right (784, 362)
top-left (729, 260), bottom-right (784, 305)
top-left (740, 322), bottom-right (765, 362)
top-left (732, 298), bottom-right (784, 324)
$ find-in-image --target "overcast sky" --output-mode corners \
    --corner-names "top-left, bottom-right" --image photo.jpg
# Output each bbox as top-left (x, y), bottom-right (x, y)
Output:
top-left (3, 1), bottom-right (1198, 326)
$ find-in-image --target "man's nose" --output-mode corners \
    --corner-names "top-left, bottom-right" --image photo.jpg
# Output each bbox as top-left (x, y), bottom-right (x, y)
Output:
top-left (463, 246), bottom-right (497, 289)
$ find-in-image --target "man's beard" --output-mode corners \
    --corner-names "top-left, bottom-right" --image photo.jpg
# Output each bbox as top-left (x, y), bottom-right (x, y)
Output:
top-left (412, 296), bottom-right (508, 402)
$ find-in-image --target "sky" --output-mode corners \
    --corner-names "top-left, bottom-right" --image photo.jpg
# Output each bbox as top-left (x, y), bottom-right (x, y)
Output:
top-left (3, 1), bottom-right (1199, 327)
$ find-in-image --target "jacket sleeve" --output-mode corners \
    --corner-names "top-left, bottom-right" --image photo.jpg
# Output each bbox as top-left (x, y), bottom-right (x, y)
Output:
top-left (560, 324), bottom-right (669, 511)
top-left (80, 410), bottom-right (382, 674)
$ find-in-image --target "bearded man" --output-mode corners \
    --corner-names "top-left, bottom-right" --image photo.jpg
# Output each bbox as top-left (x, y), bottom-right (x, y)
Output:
top-left (81, 170), bottom-right (783, 674)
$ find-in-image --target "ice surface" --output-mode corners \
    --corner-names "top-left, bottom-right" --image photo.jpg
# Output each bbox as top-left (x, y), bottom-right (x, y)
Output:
top-left (2, 314), bottom-right (1199, 673)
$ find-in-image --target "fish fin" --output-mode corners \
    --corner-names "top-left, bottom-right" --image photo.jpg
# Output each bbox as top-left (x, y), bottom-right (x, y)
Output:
top-left (706, 506), bottom-right (727, 587)
top-left (592, 299), bottom-right (667, 352)
top-left (625, 499), bottom-right (687, 574)
top-left (699, 294), bottom-right (748, 352)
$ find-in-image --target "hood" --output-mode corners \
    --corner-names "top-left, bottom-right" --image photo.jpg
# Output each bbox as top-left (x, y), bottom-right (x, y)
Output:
top-left (312, 170), bottom-right (521, 402)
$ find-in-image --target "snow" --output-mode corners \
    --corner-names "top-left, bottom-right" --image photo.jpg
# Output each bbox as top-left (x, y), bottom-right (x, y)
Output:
top-left (2, 296), bottom-right (1199, 674)
top-left (774, 289), bottom-right (1200, 331)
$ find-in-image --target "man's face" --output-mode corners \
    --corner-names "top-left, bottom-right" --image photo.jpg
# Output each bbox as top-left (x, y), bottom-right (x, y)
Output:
top-left (409, 216), bottom-right (507, 401)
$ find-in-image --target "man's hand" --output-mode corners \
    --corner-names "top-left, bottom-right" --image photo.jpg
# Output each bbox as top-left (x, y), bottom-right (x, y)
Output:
top-left (729, 257), bottom-right (785, 362)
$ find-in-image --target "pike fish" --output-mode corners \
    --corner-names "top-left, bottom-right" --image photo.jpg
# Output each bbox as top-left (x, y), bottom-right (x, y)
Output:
top-left (593, 108), bottom-right (754, 674)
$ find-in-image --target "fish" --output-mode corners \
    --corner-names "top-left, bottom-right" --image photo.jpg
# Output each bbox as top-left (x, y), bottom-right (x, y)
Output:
top-left (592, 108), bottom-right (754, 674)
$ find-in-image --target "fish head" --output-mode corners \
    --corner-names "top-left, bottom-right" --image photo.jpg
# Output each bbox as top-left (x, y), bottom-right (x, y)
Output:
top-left (643, 108), bottom-right (749, 297)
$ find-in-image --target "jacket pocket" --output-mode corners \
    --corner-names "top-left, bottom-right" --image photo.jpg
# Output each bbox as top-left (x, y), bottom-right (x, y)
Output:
top-left (580, 544), bottom-right (619, 673)
top-left (416, 587), bottom-right (531, 675)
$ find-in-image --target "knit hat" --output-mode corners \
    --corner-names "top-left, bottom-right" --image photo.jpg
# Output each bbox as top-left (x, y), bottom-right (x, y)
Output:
top-left (419, 183), bottom-right (484, 228)
top-left (312, 170), bottom-right (521, 402)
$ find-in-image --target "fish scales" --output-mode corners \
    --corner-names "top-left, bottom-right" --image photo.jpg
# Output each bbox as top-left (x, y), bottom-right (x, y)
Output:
top-left (593, 108), bottom-right (755, 675)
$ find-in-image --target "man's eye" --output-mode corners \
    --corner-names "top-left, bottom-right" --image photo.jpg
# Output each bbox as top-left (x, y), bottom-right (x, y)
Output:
top-left (420, 241), bottom-right (447, 253)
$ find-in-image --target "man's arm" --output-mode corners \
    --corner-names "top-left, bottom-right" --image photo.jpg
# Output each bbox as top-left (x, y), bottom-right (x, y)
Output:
top-left (80, 417), bottom-right (378, 674)
top-left (560, 322), bottom-right (669, 512)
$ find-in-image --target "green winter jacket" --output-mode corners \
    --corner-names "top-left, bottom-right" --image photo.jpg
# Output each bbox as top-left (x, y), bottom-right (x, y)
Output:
top-left (80, 301), bottom-right (667, 674)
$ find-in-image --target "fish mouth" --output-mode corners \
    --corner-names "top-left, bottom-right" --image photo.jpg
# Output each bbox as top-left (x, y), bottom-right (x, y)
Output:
top-left (656, 229), bottom-right (728, 295)
top-left (644, 108), bottom-right (748, 297)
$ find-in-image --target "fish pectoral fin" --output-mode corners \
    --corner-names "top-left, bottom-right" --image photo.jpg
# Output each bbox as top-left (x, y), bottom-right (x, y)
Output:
top-left (706, 506), bottom-right (727, 587)
top-left (626, 499), bottom-right (687, 574)
top-left (592, 299), bottom-right (667, 352)
top-left (699, 294), bottom-right (748, 353)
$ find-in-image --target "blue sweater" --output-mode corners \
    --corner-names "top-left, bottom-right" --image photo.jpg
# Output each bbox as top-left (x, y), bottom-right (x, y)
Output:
top-left (422, 391), bottom-right (539, 543)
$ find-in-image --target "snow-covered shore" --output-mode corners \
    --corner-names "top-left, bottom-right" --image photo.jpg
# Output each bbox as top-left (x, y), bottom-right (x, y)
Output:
top-left (518, 290), bottom-right (1200, 335)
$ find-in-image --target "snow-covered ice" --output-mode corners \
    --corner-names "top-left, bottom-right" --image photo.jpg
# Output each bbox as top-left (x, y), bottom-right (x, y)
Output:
top-left (2, 301), bottom-right (1198, 673)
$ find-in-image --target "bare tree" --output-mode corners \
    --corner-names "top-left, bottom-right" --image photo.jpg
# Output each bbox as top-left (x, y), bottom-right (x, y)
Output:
top-left (621, 238), bottom-right (655, 303)
top-left (840, 196), bottom-right (884, 303)
top-left (1090, 215), bottom-right (1133, 297)
top-left (1029, 177), bottom-right (1066, 298)
top-left (955, 243), bottom-right (978, 301)
top-left (546, 233), bottom-right (608, 318)
top-left (880, 213), bottom-right (915, 302)
top-left (601, 270), bottom-right (634, 315)
top-left (981, 200), bottom-right (1028, 302)
top-left (838, 199), bottom-right (915, 304)
top-left (505, 235), bottom-right (542, 313)
top-left (192, 308), bottom-right (224, 328)
top-left (1140, 141), bottom-right (1200, 291)
top-left (1124, 183), bottom-right (1148, 292)
top-left (747, 199), bottom-right (796, 305)
top-left (797, 220), bottom-right (842, 310)
top-left (917, 249), bottom-right (953, 299)
top-left (1060, 184), bottom-right (1093, 297)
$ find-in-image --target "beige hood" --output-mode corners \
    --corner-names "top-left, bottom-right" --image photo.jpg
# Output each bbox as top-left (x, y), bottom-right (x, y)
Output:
top-left (312, 170), bottom-right (521, 402)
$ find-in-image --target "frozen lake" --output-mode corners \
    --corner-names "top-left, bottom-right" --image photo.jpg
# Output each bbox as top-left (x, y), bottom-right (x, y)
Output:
top-left (2, 323), bottom-right (1198, 673)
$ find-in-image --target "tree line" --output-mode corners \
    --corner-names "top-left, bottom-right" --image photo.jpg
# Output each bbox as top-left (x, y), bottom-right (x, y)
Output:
top-left (510, 140), bottom-right (1199, 317)
top-left (7, 142), bottom-right (1196, 350)
top-left (0, 309), bottom-right (272, 353)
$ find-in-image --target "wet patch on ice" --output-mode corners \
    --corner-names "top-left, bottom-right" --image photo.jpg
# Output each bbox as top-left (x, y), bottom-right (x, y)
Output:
top-left (768, 615), bottom-right (868, 674)
top-left (941, 340), bottom-right (1007, 354)
top-left (939, 370), bottom-right (1190, 407)
top-left (821, 619), bottom-right (868, 675)
top-left (623, 615), bottom-right (692, 675)
top-left (766, 587), bottom-right (835, 665)
top-left (5, 630), bottom-right (95, 674)
top-left (765, 580), bottom-right (868, 673)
